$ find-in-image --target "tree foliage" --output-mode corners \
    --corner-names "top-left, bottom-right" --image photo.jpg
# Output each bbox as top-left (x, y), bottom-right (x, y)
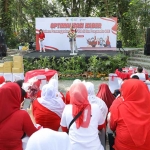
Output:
top-left (0, 0), bottom-right (150, 48)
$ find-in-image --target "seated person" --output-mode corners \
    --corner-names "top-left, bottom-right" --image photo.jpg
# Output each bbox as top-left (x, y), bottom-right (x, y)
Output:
top-left (130, 66), bottom-right (146, 81)
top-left (0, 82), bottom-right (37, 150)
top-left (131, 75), bottom-right (139, 79)
top-left (26, 128), bottom-right (71, 150)
top-left (32, 84), bottom-right (65, 131)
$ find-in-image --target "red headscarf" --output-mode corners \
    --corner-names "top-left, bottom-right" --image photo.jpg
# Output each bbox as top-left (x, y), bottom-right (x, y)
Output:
top-left (0, 76), bottom-right (5, 84)
top-left (0, 82), bottom-right (21, 123)
top-left (69, 82), bottom-right (91, 129)
top-left (120, 79), bottom-right (150, 146)
top-left (97, 83), bottom-right (115, 109)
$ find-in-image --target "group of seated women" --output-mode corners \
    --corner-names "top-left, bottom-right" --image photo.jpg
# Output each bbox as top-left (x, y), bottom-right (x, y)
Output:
top-left (1, 75), bottom-right (150, 150)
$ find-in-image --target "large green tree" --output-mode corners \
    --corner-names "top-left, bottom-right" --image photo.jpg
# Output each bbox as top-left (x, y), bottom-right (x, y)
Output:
top-left (0, 0), bottom-right (150, 48)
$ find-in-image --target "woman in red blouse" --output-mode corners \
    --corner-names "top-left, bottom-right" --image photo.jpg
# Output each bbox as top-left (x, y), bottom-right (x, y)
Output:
top-left (109, 79), bottom-right (150, 150)
top-left (0, 82), bottom-right (37, 150)
top-left (39, 29), bottom-right (45, 52)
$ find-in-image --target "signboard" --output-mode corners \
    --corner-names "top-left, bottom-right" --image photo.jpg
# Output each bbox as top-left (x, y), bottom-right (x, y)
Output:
top-left (36, 17), bottom-right (117, 51)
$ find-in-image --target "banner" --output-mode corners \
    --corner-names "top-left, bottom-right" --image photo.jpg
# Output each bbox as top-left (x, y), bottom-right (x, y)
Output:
top-left (36, 17), bottom-right (117, 51)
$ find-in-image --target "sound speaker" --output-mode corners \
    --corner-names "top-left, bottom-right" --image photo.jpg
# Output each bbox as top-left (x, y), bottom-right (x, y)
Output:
top-left (117, 40), bottom-right (122, 48)
top-left (146, 28), bottom-right (150, 44)
top-left (144, 44), bottom-right (150, 55)
top-left (0, 30), bottom-right (5, 44)
top-left (0, 44), bottom-right (7, 56)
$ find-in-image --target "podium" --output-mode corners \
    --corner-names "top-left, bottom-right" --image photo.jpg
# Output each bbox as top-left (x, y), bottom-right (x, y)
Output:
top-left (70, 38), bottom-right (77, 55)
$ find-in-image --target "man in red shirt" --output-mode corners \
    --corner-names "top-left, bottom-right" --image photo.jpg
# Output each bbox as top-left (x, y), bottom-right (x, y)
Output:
top-left (39, 29), bottom-right (45, 52)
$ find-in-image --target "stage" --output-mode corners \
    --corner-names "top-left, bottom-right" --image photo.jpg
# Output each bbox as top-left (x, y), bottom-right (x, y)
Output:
top-left (23, 50), bottom-right (120, 59)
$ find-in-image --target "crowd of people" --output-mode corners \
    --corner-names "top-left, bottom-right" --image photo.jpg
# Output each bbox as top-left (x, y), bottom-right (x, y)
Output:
top-left (0, 65), bottom-right (150, 150)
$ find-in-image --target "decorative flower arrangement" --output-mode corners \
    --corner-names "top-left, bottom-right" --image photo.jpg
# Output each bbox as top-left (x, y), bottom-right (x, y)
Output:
top-left (68, 30), bottom-right (76, 38)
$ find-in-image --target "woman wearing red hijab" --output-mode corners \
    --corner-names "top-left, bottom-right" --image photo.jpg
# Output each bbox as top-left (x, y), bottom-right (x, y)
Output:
top-left (0, 83), bottom-right (37, 150)
top-left (97, 83), bottom-right (115, 109)
top-left (61, 82), bottom-right (106, 150)
top-left (109, 79), bottom-right (150, 150)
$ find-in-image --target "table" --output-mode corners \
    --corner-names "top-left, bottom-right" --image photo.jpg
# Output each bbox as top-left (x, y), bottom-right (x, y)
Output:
top-left (0, 73), bottom-right (24, 82)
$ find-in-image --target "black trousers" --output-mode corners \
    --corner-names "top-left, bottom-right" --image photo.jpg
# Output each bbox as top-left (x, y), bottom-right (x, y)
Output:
top-left (108, 133), bottom-right (115, 150)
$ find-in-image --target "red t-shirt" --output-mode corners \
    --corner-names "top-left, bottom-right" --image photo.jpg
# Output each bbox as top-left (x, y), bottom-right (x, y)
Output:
top-left (0, 110), bottom-right (37, 150)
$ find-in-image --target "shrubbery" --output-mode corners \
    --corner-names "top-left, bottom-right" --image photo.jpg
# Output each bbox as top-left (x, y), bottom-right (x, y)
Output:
top-left (23, 54), bottom-right (128, 80)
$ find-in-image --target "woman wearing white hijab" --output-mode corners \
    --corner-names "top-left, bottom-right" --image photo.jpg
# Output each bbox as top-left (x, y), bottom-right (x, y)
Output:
top-left (84, 82), bottom-right (108, 117)
top-left (26, 128), bottom-right (72, 150)
top-left (84, 81), bottom-right (108, 150)
top-left (32, 84), bottom-right (65, 131)
top-left (48, 78), bottom-right (65, 102)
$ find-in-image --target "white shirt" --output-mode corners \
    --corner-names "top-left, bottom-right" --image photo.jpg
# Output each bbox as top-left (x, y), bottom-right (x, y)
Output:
top-left (130, 73), bottom-right (146, 81)
top-left (25, 128), bottom-right (72, 150)
top-left (60, 104), bottom-right (105, 150)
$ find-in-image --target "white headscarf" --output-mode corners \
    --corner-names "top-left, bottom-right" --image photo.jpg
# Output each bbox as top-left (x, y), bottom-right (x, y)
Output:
top-left (25, 128), bottom-right (72, 150)
top-left (48, 79), bottom-right (62, 97)
top-left (37, 84), bottom-right (65, 118)
top-left (72, 79), bottom-right (81, 84)
top-left (84, 82), bottom-right (108, 119)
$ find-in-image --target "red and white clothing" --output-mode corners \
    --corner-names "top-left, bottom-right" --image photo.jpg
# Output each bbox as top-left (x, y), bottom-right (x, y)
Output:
top-left (33, 84), bottom-right (65, 130)
top-left (32, 100), bottom-right (61, 131)
top-left (110, 79), bottom-right (150, 150)
top-left (61, 82), bottom-right (105, 150)
top-left (0, 83), bottom-right (37, 150)
top-left (84, 81), bottom-right (108, 118)
top-left (39, 32), bottom-right (45, 52)
top-left (61, 104), bottom-right (105, 150)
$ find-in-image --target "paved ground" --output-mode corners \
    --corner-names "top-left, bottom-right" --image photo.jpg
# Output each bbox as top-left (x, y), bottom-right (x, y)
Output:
top-left (58, 79), bottom-right (108, 95)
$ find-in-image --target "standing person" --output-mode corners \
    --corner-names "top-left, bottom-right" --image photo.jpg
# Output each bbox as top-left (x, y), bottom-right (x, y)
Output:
top-left (0, 82), bottom-right (37, 150)
top-left (39, 29), bottom-right (45, 52)
top-left (68, 26), bottom-right (77, 53)
top-left (109, 79), bottom-right (150, 150)
top-left (61, 82), bottom-right (105, 150)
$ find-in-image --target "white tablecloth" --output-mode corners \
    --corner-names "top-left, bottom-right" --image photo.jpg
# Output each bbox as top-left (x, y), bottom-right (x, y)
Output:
top-left (2, 73), bottom-right (24, 82)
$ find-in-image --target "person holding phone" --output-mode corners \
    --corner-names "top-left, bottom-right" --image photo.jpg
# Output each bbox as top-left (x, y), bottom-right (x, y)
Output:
top-left (0, 82), bottom-right (37, 150)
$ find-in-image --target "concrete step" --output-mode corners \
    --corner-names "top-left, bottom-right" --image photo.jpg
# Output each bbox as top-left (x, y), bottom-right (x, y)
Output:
top-left (128, 57), bottom-right (150, 63)
top-left (127, 60), bottom-right (150, 70)
top-left (133, 54), bottom-right (150, 58)
top-left (137, 50), bottom-right (144, 54)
